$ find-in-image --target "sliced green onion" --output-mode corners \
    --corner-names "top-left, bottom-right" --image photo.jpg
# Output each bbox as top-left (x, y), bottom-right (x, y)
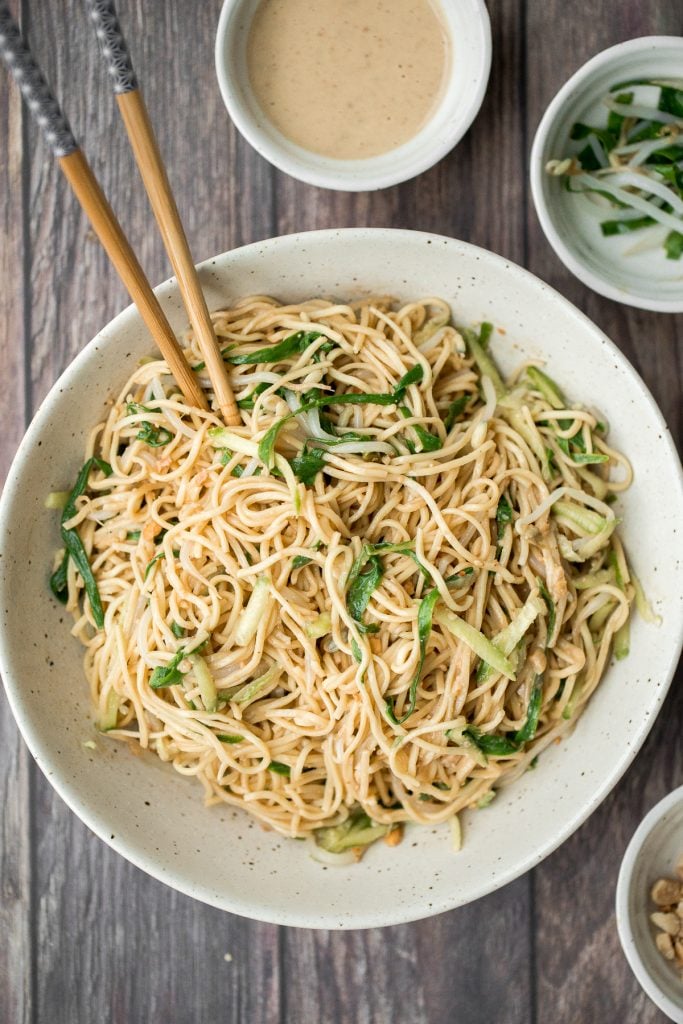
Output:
top-left (462, 327), bottom-right (505, 397)
top-left (190, 654), bottom-right (217, 713)
top-left (537, 578), bottom-right (556, 646)
top-left (234, 575), bottom-right (272, 646)
top-left (268, 761), bottom-right (291, 776)
top-left (149, 648), bottom-right (186, 689)
top-left (514, 676), bottom-right (543, 744)
top-left (632, 572), bottom-right (662, 625)
top-left (44, 490), bottom-right (71, 510)
top-left (305, 611), bottom-right (332, 640)
top-left (553, 500), bottom-right (610, 535)
top-left (526, 365), bottom-right (567, 409)
top-left (230, 663), bottom-right (281, 705)
top-left (435, 609), bottom-right (516, 680)
top-left (314, 806), bottom-right (389, 853)
top-left (476, 594), bottom-right (544, 684)
top-left (98, 688), bottom-right (120, 732)
top-left (464, 726), bottom-right (518, 757)
top-left (226, 330), bottom-right (326, 366)
top-left (216, 733), bottom-right (244, 744)
top-left (50, 457), bottom-right (113, 628)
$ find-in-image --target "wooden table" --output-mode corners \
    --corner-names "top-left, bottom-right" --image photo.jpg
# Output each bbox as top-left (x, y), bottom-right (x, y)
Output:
top-left (1, 2), bottom-right (681, 1021)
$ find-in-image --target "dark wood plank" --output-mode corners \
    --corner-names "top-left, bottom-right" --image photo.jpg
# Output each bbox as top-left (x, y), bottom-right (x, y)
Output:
top-left (525, 2), bottom-right (682, 1021)
top-left (0, 2), bottom-right (32, 1021)
top-left (282, 878), bottom-right (531, 1024)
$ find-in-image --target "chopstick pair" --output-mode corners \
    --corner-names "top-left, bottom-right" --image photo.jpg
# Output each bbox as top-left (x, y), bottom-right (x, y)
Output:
top-left (0, 0), bottom-right (240, 425)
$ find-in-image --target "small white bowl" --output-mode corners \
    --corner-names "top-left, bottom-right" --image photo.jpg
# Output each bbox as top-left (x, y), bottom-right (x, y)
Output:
top-left (530, 36), bottom-right (683, 313)
top-left (617, 786), bottom-right (683, 1022)
top-left (214, 0), bottom-right (491, 191)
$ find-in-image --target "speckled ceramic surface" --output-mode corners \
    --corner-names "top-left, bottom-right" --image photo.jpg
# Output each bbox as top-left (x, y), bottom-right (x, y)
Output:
top-left (1, 229), bottom-right (681, 929)
top-left (617, 786), bottom-right (683, 1022)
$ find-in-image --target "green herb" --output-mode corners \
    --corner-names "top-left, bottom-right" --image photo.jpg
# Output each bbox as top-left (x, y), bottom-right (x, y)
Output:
top-left (257, 390), bottom-right (397, 469)
top-left (351, 638), bottom-right (363, 663)
top-left (444, 395), bottom-right (469, 431)
top-left (478, 322), bottom-right (494, 350)
top-left (290, 445), bottom-right (326, 486)
top-left (601, 215), bottom-right (655, 236)
top-left (227, 330), bottom-right (326, 366)
top-left (292, 555), bottom-right (312, 569)
top-left (268, 761), bottom-right (291, 776)
top-left (135, 421), bottom-right (173, 447)
top-left (126, 401), bottom-right (159, 416)
top-left (347, 555), bottom-right (383, 623)
top-left (237, 381), bottom-right (270, 410)
top-left (465, 726), bottom-right (519, 757)
top-left (48, 457), bottom-right (113, 627)
top-left (149, 649), bottom-right (186, 689)
top-left (171, 622), bottom-right (185, 639)
top-left (144, 551), bottom-right (165, 579)
top-left (392, 364), bottom-right (424, 401)
top-left (537, 577), bottom-right (556, 645)
top-left (127, 530), bottom-right (141, 541)
top-left (665, 230), bottom-right (683, 261)
top-left (496, 494), bottom-right (513, 540)
top-left (398, 405), bottom-right (442, 452)
top-left (216, 733), bottom-right (243, 744)
top-left (514, 676), bottom-right (543, 744)
top-left (659, 85), bottom-right (683, 118)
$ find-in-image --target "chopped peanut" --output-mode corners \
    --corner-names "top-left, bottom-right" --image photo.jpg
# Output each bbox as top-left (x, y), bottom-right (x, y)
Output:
top-left (384, 824), bottom-right (404, 847)
top-left (650, 861), bottom-right (683, 974)
top-left (651, 911), bottom-right (680, 936)
top-left (656, 932), bottom-right (675, 961)
top-left (651, 878), bottom-right (683, 906)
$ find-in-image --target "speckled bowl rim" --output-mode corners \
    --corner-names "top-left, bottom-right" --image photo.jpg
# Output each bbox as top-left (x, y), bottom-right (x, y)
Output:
top-left (530, 36), bottom-right (683, 314)
top-left (1, 229), bottom-right (682, 928)
top-left (214, 0), bottom-right (492, 191)
top-left (617, 785), bottom-right (683, 1022)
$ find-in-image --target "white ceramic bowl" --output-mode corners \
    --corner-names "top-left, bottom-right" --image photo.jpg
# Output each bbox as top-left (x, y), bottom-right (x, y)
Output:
top-left (617, 787), bottom-right (683, 1022)
top-left (214, 0), bottom-right (491, 191)
top-left (1, 229), bottom-right (682, 929)
top-left (530, 36), bottom-right (683, 313)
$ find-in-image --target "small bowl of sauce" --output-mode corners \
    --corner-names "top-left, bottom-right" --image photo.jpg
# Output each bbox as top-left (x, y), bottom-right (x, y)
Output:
top-left (215, 0), bottom-right (491, 191)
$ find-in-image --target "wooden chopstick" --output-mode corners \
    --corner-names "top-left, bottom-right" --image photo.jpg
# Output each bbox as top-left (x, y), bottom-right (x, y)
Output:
top-left (86, 0), bottom-right (240, 427)
top-left (0, 4), bottom-right (208, 412)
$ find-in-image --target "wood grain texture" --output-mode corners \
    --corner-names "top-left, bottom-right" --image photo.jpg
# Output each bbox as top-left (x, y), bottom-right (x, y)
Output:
top-left (0, 3), bottom-right (32, 1022)
top-left (525, 3), bottom-right (682, 1022)
top-left (0, 1), bottom-right (680, 1022)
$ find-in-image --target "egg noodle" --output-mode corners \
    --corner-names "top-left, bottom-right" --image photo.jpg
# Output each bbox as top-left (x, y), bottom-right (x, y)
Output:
top-left (53, 295), bottom-right (638, 854)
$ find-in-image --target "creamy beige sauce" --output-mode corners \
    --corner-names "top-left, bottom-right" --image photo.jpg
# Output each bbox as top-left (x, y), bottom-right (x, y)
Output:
top-left (247, 0), bottom-right (451, 160)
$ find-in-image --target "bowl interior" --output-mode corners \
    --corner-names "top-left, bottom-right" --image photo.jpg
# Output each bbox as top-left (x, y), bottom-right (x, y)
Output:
top-left (532, 38), bottom-right (683, 311)
top-left (215, 0), bottom-right (491, 190)
top-left (1, 229), bottom-right (682, 928)
top-left (619, 790), bottom-right (683, 1020)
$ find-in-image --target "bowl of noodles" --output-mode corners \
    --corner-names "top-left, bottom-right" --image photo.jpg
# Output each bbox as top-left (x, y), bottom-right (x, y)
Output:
top-left (1, 228), bottom-right (681, 928)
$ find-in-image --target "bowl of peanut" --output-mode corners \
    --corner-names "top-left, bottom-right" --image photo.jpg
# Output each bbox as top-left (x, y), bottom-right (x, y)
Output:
top-left (617, 786), bottom-right (683, 1022)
